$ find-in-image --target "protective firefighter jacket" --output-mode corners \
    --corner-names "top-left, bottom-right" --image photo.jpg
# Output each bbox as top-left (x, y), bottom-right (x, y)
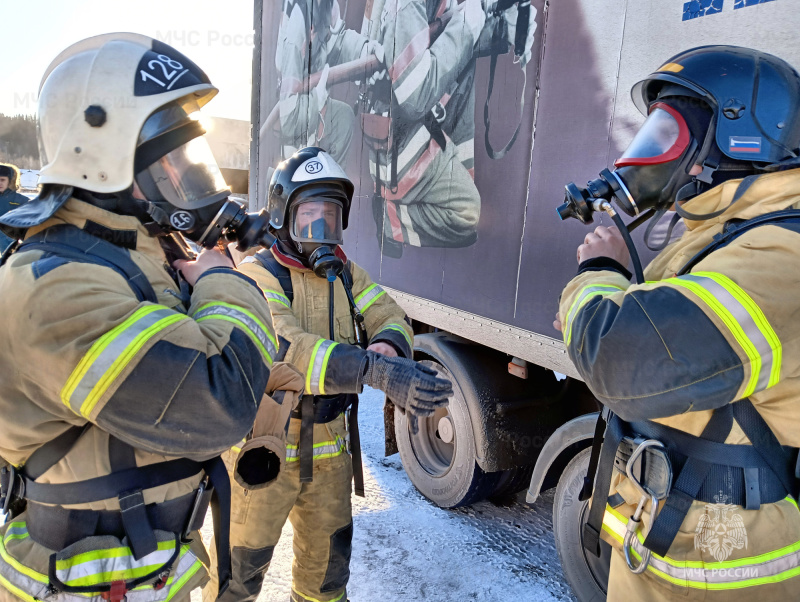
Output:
top-left (238, 247), bottom-right (414, 399)
top-left (0, 198), bottom-right (277, 601)
top-left (558, 169), bottom-right (800, 600)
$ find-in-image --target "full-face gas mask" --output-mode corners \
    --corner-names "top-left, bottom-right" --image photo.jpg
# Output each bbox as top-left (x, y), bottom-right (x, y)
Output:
top-left (557, 45), bottom-right (800, 282)
top-left (267, 147), bottom-right (354, 279)
top-left (559, 94), bottom-right (712, 227)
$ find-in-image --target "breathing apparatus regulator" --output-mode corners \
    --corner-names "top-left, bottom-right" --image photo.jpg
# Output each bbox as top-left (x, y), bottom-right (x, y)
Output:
top-left (556, 45), bottom-right (800, 283)
top-left (0, 33), bottom-right (276, 255)
top-left (268, 147), bottom-right (367, 345)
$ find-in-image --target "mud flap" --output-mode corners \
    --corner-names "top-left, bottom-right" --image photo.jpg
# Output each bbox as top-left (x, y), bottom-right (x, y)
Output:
top-left (320, 521), bottom-right (353, 593)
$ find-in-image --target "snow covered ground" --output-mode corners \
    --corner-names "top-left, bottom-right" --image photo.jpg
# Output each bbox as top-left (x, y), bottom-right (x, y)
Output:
top-left (192, 387), bottom-right (577, 601)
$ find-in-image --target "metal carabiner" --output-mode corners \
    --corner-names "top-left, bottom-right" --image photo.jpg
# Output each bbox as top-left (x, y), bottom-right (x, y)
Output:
top-left (624, 493), bottom-right (659, 573)
top-left (622, 439), bottom-right (665, 573)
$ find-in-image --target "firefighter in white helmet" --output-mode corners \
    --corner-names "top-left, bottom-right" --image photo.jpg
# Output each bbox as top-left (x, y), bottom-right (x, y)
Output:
top-left (0, 34), bottom-right (277, 601)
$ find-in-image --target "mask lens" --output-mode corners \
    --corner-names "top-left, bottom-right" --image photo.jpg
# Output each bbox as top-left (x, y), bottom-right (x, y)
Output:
top-left (615, 103), bottom-right (690, 167)
top-left (290, 199), bottom-right (343, 244)
top-left (146, 136), bottom-right (229, 208)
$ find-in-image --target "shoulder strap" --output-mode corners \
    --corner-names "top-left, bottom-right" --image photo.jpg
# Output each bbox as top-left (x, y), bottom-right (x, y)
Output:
top-left (253, 249), bottom-right (294, 304)
top-left (14, 224), bottom-right (158, 303)
top-left (677, 209), bottom-right (800, 276)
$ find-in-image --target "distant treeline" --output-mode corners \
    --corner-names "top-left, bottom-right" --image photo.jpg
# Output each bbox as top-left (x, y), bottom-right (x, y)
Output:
top-left (0, 114), bottom-right (40, 171)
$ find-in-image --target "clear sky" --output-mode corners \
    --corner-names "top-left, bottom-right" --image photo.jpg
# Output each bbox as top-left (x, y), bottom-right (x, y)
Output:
top-left (1, 0), bottom-right (255, 121)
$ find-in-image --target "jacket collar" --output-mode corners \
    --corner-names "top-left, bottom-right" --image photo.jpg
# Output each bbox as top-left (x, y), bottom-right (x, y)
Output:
top-left (682, 168), bottom-right (800, 233)
top-left (270, 240), bottom-right (348, 272)
top-left (27, 197), bottom-right (168, 261)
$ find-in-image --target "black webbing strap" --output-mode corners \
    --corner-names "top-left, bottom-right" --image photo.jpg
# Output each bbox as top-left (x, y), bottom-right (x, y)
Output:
top-left (349, 399), bottom-right (365, 497)
top-left (733, 399), bottom-right (799, 500)
top-left (677, 209), bottom-right (800, 276)
top-left (23, 425), bottom-right (89, 480)
top-left (642, 405), bottom-right (734, 557)
top-left (579, 410), bottom-right (607, 502)
top-left (21, 459), bottom-right (204, 505)
top-left (583, 413), bottom-right (625, 556)
top-left (109, 437), bottom-right (157, 560)
top-left (253, 249), bottom-right (294, 304)
top-left (299, 393), bottom-right (315, 484)
top-left (17, 224), bottom-right (158, 303)
top-left (204, 455), bottom-right (233, 599)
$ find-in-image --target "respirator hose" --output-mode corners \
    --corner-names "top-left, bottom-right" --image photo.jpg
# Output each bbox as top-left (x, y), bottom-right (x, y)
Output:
top-left (610, 211), bottom-right (645, 284)
top-left (329, 280), bottom-right (335, 341)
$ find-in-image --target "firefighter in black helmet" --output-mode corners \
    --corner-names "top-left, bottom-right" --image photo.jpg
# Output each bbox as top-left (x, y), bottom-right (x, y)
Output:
top-left (556, 45), bottom-right (800, 602)
top-left (203, 147), bottom-right (453, 602)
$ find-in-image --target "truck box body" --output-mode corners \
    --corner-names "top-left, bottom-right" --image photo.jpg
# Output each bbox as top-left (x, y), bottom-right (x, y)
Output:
top-left (251, 0), bottom-right (800, 379)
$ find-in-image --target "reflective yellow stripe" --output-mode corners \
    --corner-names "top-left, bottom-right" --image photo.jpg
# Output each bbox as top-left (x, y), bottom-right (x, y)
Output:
top-left (564, 284), bottom-right (624, 345)
top-left (667, 272), bottom-right (781, 397)
top-left (55, 539), bottom-right (176, 571)
top-left (354, 284), bottom-right (385, 313)
top-left (194, 301), bottom-right (277, 366)
top-left (0, 526), bottom-right (48, 583)
top-left (165, 556), bottom-right (203, 601)
top-left (61, 306), bottom-right (186, 418)
top-left (285, 436), bottom-right (347, 461)
top-left (603, 504), bottom-right (800, 589)
top-left (380, 323), bottom-right (413, 347)
top-left (306, 339), bottom-right (338, 395)
top-left (292, 587), bottom-right (346, 602)
top-left (694, 272), bottom-right (782, 388)
top-left (0, 573), bottom-right (36, 602)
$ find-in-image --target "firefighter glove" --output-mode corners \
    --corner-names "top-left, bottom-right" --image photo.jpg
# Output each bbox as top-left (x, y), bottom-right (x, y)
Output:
top-left (361, 352), bottom-right (452, 418)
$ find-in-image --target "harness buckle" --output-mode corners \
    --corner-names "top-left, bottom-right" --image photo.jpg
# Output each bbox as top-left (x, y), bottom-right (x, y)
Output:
top-left (0, 465), bottom-right (21, 517)
top-left (623, 439), bottom-right (666, 574)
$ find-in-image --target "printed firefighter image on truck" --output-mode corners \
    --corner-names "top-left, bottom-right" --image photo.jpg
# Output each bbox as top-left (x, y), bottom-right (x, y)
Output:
top-left (262, 0), bottom-right (538, 256)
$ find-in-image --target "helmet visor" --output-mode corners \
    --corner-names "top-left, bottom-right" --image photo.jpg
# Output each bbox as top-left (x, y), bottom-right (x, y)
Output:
top-left (144, 135), bottom-right (229, 209)
top-left (290, 199), bottom-right (343, 245)
top-left (615, 103), bottom-right (690, 168)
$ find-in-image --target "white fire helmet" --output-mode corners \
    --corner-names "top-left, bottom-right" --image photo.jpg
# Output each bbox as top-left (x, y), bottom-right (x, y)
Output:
top-left (37, 33), bottom-right (220, 197)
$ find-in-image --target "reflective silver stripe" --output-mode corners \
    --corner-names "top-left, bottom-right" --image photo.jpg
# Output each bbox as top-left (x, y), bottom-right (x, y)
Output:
top-left (564, 284), bottom-right (624, 345)
top-left (355, 284), bottom-right (386, 313)
top-left (62, 306), bottom-right (183, 417)
top-left (680, 274), bottom-right (778, 395)
top-left (55, 542), bottom-right (177, 586)
top-left (307, 339), bottom-right (338, 395)
top-left (286, 437), bottom-right (346, 461)
top-left (194, 303), bottom-right (277, 364)
top-left (264, 290), bottom-right (291, 307)
top-left (603, 507), bottom-right (800, 589)
top-left (2, 523), bottom-right (28, 543)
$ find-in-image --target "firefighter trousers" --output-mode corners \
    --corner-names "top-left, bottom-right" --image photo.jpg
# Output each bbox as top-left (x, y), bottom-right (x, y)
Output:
top-left (203, 419), bottom-right (353, 602)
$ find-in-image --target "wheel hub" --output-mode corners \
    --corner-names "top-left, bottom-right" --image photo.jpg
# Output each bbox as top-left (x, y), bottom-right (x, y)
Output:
top-left (437, 416), bottom-right (455, 443)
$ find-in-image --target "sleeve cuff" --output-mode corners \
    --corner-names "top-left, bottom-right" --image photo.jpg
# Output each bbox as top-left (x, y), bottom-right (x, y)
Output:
top-left (195, 267), bottom-right (264, 293)
top-left (577, 257), bottom-right (632, 281)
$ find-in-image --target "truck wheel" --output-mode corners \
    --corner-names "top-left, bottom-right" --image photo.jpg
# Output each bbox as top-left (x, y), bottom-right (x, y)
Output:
top-left (553, 448), bottom-right (611, 602)
top-left (395, 360), bottom-right (501, 508)
top-left (490, 465), bottom-right (534, 500)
